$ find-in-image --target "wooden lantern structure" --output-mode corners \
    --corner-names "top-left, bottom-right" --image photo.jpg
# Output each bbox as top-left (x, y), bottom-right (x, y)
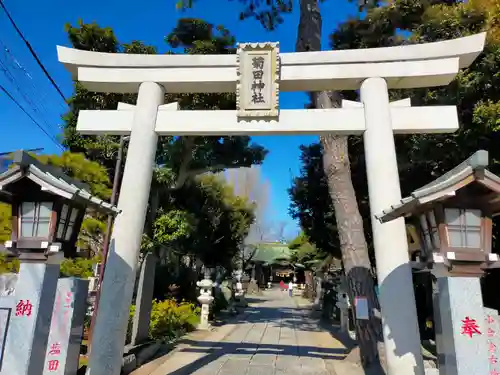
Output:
top-left (0, 151), bottom-right (118, 262)
top-left (377, 150), bottom-right (500, 276)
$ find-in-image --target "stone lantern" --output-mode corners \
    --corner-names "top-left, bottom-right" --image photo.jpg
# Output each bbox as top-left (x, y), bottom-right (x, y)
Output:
top-left (0, 151), bottom-right (118, 375)
top-left (377, 150), bottom-right (500, 375)
top-left (377, 150), bottom-right (500, 277)
top-left (0, 151), bottom-right (117, 261)
top-left (197, 268), bottom-right (214, 330)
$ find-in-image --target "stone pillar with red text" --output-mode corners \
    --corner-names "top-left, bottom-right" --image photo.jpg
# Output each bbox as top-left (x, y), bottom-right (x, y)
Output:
top-left (0, 262), bottom-right (60, 375)
top-left (434, 277), bottom-right (489, 375)
top-left (43, 278), bottom-right (89, 375)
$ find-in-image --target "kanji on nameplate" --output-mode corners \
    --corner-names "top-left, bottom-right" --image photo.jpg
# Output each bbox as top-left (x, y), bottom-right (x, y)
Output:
top-left (237, 42), bottom-right (279, 119)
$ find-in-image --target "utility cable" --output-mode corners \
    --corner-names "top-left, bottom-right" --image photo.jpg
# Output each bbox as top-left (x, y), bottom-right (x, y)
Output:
top-left (0, 83), bottom-right (63, 150)
top-left (0, 38), bottom-right (66, 113)
top-left (0, 0), bottom-right (66, 102)
top-left (0, 43), bottom-right (60, 135)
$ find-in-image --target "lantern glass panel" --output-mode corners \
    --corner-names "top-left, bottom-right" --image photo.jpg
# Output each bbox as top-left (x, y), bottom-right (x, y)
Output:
top-left (19, 201), bottom-right (53, 238)
top-left (57, 205), bottom-right (79, 241)
top-left (445, 208), bottom-right (482, 248)
top-left (419, 214), bottom-right (433, 251)
top-left (427, 211), bottom-right (440, 248)
top-left (57, 204), bottom-right (68, 239)
top-left (64, 208), bottom-right (79, 241)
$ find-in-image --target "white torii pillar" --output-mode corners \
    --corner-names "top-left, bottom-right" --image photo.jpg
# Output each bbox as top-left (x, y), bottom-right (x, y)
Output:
top-left (57, 33), bottom-right (486, 375)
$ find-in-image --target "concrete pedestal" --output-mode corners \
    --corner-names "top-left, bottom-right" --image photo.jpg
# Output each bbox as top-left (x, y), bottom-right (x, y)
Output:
top-left (86, 82), bottom-right (165, 375)
top-left (361, 77), bottom-right (424, 375)
top-left (434, 277), bottom-right (488, 375)
top-left (1, 262), bottom-right (60, 375)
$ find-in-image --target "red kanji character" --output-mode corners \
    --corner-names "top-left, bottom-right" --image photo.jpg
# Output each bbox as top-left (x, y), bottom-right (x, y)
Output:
top-left (488, 315), bottom-right (496, 324)
top-left (461, 317), bottom-right (481, 338)
top-left (15, 300), bottom-right (33, 317)
top-left (491, 369), bottom-right (500, 375)
top-left (47, 359), bottom-right (59, 371)
top-left (490, 355), bottom-right (498, 365)
top-left (490, 341), bottom-right (497, 353)
top-left (48, 343), bottom-right (61, 356)
top-left (489, 328), bottom-right (496, 337)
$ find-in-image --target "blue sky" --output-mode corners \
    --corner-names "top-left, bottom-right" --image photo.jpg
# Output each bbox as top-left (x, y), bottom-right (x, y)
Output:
top-left (0, 0), bottom-right (359, 239)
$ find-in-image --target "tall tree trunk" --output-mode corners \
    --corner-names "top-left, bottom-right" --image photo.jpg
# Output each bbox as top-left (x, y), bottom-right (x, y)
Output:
top-left (296, 0), bottom-right (382, 367)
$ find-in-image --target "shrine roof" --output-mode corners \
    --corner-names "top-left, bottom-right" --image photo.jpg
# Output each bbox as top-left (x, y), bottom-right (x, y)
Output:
top-left (251, 243), bottom-right (292, 264)
top-left (0, 151), bottom-right (119, 215)
top-left (376, 150), bottom-right (500, 223)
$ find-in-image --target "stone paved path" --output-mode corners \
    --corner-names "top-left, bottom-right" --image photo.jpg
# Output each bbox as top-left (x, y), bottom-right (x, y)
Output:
top-left (149, 289), bottom-right (347, 375)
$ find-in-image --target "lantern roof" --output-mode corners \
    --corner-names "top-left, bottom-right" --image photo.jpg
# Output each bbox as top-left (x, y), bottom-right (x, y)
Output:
top-left (376, 150), bottom-right (500, 223)
top-left (0, 151), bottom-right (119, 215)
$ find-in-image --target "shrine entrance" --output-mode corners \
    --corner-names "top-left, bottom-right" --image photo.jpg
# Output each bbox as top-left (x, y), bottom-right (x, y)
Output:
top-left (57, 32), bottom-right (486, 375)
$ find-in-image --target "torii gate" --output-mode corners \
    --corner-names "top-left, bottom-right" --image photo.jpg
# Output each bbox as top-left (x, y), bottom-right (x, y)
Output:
top-left (57, 34), bottom-right (486, 375)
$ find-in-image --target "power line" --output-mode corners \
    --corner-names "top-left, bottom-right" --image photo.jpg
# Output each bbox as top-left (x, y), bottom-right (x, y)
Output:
top-left (0, 83), bottom-right (63, 150)
top-left (0, 39), bottom-right (61, 135)
top-left (0, 0), bottom-right (66, 102)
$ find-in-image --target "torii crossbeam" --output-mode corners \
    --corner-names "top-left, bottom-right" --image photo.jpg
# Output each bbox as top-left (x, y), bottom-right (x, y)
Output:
top-left (77, 99), bottom-right (459, 136)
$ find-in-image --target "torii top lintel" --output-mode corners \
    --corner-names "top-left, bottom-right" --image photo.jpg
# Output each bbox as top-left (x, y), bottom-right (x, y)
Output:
top-left (57, 33), bottom-right (486, 94)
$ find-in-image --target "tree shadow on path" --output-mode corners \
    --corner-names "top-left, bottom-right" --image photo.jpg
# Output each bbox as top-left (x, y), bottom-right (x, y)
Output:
top-left (163, 340), bottom-right (349, 374)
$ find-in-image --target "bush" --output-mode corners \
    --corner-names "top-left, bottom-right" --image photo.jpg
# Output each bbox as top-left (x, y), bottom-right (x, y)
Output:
top-left (128, 299), bottom-right (200, 342)
top-left (60, 257), bottom-right (98, 278)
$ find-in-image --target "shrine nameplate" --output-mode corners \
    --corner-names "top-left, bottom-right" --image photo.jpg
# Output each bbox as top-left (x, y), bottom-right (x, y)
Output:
top-left (237, 42), bottom-right (280, 119)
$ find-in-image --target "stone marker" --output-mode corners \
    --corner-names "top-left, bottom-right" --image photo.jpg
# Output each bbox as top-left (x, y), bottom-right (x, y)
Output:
top-left (0, 305), bottom-right (11, 371)
top-left (43, 277), bottom-right (89, 375)
top-left (434, 277), bottom-right (488, 375)
top-left (0, 274), bottom-right (17, 371)
top-left (484, 307), bottom-right (500, 375)
top-left (0, 262), bottom-right (60, 375)
top-left (130, 253), bottom-right (156, 347)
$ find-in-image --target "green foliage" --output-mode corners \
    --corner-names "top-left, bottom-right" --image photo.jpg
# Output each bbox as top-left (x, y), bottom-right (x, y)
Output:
top-left (78, 216), bottom-right (107, 252)
top-left (288, 144), bottom-right (341, 257)
top-left (288, 232), bottom-right (325, 265)
top-left (129, 299), bottom-right (200, 341)
top-left (65, 19), bottom-right (119, 52)
top-left (0, 203), bottom-right (11, 243)
top-left (287, 232), bottom-right (309, 250)
top-left (60, 257), bottom-right (99, 278)
top-left (154, 174), bottom-right (255, 268)
top-left (35, 152), bottom-right (111, 200)
top-left (176, 0), bottom-right (294, 30)
top-left (153, 210), bottom-right (196, 250)
top-left (0, 254), bottom-right (19, 274)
